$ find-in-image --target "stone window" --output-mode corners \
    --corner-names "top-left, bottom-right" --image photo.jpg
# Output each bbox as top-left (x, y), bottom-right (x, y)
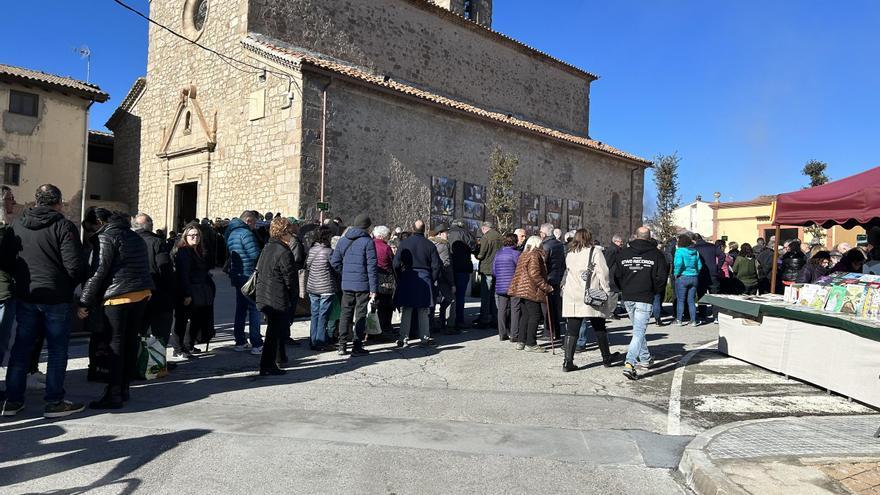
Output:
top-left (9, 90), bottom-right (38, 117)
top-left (183, 111), bottom-right (192, 134)
top-left (182, 0), bottom-right (208, 39)
top-left (4, 162), bottom-right (21, 186)
top-left (611, 192), bottom-right (620, 218)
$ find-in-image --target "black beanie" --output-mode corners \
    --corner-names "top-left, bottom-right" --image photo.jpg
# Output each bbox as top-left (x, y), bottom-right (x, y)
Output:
top-left (353, 213), bottom-right (371, 230)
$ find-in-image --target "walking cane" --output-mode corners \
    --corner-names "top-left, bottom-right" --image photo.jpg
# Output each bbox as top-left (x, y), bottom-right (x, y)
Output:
top-left (545, 294), bottom-right (556, 355)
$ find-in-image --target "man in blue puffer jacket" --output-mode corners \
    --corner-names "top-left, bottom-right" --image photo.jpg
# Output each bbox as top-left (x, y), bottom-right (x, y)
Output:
top-left (330, 213), bottom-right (377, 356)
top-left (225, 212), bottom-right (264, 353)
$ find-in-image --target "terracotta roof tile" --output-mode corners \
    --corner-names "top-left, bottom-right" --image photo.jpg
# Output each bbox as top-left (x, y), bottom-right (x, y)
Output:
top-left (0, 63), bottom-right (109, 102)
top-left (242, 36), bottom-right (649, 166)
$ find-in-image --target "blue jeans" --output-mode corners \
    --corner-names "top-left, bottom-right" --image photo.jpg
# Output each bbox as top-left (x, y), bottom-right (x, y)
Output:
top-left (478, 274), bottom-right (497, 324)
top-left (675, 276), bottom-right (698, 323)
top-left (652, 294), bottom-right (663, 322)
top-left (233, 279), bottom-right (263, 347)
top-left (577, 318), bottom-right (592, 348)
top-left (454, 272), bottom-right (471, 326)
top-left (623, 301), bottom-right (652, 366)
top-left (309, 294), bottom-right (334, 347)
top-left (0, 298), bottom-right (15, 367)
top-left (5, 301), bottom-right (72, 403)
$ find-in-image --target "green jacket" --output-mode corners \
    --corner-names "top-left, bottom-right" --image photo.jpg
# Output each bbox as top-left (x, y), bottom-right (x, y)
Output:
top-left (476, 228), bottom-right (502, 276)
top-left (0, 223), bottom-right (14, 301)
top-left (731, 255), bottom-right (758, 288)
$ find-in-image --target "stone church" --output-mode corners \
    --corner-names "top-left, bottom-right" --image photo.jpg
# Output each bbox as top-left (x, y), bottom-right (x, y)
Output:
top-left (109, 0), bottom-right (649, 238)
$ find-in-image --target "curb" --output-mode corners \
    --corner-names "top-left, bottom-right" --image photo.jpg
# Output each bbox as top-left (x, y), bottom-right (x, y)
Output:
top-left (677, 416), bottom-right (807, 495)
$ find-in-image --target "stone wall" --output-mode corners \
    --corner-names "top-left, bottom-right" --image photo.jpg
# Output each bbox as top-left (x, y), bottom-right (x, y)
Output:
top-left (247, 0), bottom-right (592, 137)
top-left (122, 0), bottom-right (302, 231)
top-left (299, 73), bottom-right (643, 241)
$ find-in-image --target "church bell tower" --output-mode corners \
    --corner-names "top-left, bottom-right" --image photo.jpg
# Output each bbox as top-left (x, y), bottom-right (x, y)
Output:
top-left (433, 0), bottom-right (492, 28)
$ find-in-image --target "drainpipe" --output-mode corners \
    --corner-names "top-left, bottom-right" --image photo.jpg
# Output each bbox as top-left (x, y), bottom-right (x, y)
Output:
top-left (629, 167), bottom-right (636, 234)
top-left (319, 78), bottom-right (333, 223)
top-left (79, 101), bottom-right (94, 239)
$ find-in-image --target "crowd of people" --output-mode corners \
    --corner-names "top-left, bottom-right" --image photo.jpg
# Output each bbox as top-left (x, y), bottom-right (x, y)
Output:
top-left (3, 182), bottom-right (877, 418)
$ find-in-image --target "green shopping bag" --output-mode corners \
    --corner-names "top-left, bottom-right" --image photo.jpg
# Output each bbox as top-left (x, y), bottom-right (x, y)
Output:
top-left (328, 294), bottom-right (342, 323)
top-left (137, 334), bottom-right (167, 380)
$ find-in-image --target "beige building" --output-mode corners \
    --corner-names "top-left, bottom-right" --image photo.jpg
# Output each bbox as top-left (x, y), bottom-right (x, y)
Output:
top-left (712, 196), bottom-right (863, 248)
top-left (0, 64), bottom-right (109, 224)
top-left (110, 0), bottom-right (649, 237)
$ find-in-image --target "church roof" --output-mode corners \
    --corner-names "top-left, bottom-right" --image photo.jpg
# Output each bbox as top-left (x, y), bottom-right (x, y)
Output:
top-left (0, 63), bottom-right (109, 102)
top-left (105, 77), bottom-right (146, 129)
top-left (242, 35), bottom-right (650, 166)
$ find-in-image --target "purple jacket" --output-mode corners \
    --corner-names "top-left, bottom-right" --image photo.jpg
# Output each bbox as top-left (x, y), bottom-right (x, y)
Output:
top-left (493, 246), bottom-right (521, 295)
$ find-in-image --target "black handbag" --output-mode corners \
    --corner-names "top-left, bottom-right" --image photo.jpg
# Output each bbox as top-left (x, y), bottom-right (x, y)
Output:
top-left (581, 247), bottom-right (609, 308)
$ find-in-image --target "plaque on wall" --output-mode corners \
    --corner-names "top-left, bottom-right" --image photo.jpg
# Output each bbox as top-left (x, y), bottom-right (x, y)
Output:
top-left (431, 176), bottom-right (456, 217)
top-left (567, 199), bottom-right (583, 230)
top-left (545, 197), bottom-right (562, 228)
top-left (520, 193), bottom-right (540, 235)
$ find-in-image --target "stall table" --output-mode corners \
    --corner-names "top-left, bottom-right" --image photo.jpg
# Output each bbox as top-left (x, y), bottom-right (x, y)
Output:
top-left (701, 294), bottom-right (880, 411)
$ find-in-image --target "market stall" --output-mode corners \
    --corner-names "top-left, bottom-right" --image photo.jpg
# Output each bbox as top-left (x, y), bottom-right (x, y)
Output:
top-left (707, 167), bottom-right (880, 414)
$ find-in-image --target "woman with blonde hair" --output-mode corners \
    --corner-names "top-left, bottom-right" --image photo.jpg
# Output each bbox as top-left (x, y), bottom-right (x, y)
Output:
top-left (507, 236), bottom-right (553, 352)
top-left (254, 217), bottom-right (299, 375)
top-left (561, 229), bottom-right (620, 371)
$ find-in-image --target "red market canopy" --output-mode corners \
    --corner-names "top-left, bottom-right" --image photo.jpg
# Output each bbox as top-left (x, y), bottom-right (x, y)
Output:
top-left (773, 166), bottom-right (880, 228)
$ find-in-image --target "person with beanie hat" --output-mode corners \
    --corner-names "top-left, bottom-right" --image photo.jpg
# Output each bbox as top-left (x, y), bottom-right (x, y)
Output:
top-left (330, 214), bottom-right (377, 356)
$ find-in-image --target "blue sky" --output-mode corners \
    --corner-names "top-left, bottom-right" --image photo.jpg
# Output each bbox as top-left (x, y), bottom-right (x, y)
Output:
top-left (2, 1), bottom-right (878, 210)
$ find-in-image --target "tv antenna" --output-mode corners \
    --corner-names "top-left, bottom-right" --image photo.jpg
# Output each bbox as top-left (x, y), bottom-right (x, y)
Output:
top-left (75, 45), bottom-right (91, 83)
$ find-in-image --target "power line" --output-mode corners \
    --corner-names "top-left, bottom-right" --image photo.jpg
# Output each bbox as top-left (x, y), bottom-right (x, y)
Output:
top-left (111, 0), bottom-right (296, 86)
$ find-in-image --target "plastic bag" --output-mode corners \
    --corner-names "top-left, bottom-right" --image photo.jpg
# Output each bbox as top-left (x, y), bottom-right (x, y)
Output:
top-left (328, 293), bottom-right (342, 322)
top-left (365, 302), bottom-right (382, 335)
top-left (137, 334), bottom-right (167, 380)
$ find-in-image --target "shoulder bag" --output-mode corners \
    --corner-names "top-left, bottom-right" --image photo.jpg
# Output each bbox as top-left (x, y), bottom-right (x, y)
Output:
top-left (581, 247), bottom-right (609, 308)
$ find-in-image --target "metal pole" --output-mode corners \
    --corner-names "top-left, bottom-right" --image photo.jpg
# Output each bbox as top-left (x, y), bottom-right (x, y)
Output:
top-left (79, 101), bottom-right (93, 240)
top-left (770, 225), bottom-right (781, 294)
top-left (319, 79), bottom-right (332, 223)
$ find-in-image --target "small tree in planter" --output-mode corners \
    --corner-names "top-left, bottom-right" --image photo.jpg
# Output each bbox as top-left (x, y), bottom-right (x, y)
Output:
top-left (487, 146), bottom-right (519, 234)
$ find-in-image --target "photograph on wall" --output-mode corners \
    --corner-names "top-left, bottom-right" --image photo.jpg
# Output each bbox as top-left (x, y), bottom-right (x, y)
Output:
top-left (464, 219), bottom-right (483, 236)
top-left (464, 182), bottom-right (486, 203)
top-left (431, 214), bottom-right (453, 231)
top-left (520, 193), bottom-right (540, 234)
top-left (463, 200), bottom-right (485, 221)
top-left (545, 197), bottom-right (562, 228)
top-left (567, 199), bottom-right (583, 230)
top-left (431, 176), bottom-right (456, 216)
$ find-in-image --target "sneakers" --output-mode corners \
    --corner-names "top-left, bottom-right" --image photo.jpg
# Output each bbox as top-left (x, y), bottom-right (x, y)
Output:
top-left (250, 346), bottom-right (263, 355)
top-left (525, 345), bottom-right (547, 353)
top-left (637, 357), bottom-right (655, 369)
top-left (622, 363), bottom-right (638, 380)
top-left (44, 400), bottom-right (85, 418)
top-left (1, 400), bottom-right (24, 417)
top-left (233, 344), bottom-right (250, 352)
top-left (675, 320), bottom-right (685, 326)
top-left (27, 372), bottom-right (46, 390)
top-left (516, 343), bottom-right (525, 350)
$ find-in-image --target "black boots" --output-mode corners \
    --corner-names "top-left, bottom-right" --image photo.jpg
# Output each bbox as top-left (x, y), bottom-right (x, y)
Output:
top-left (562, 336), bottom-right (579, 372)
top-left (595, 330), bottom-right (621, 367)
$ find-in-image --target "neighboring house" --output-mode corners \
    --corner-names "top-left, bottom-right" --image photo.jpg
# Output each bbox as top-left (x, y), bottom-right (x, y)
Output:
top-left (86, 130), bottom-right (129, 214)
top-left (109, 0), bottom-right (651, 237)
top-left (672, 196), bottom-right (714, 238)
top-left (712, 196), bottom-right (862, 248)
top-left (0, 63), bottom-right (109, 224)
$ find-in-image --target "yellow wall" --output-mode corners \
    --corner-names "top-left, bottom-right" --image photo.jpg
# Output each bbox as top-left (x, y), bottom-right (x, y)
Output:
top-left (713, 202), bottom-right (865, 247)
top-left (0, 81), bottom-right (90, 224)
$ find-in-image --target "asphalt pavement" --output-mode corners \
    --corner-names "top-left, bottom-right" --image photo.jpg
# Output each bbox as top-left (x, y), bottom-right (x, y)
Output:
top-left (1, 272), bottom-right (877, 494)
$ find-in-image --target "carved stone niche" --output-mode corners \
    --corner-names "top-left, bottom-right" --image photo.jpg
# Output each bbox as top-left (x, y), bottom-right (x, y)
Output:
top-left (157, 84), bottom-right (217, 160)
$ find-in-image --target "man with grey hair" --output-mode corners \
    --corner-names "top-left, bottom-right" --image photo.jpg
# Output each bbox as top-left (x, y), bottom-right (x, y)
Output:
top-left (539, 223), bottom-right (566, 339)
top-left (393, 220), bottom-right (442, 346)
top-left (474, 220), bottom-right (502, 329)
top-left (0, 185), bottom-right (16, 387)
top-left (514, 228), bottom-right (527, 251)
top-left (133, 213), bottom-right (176, 352)
top-left (614, 226), bottom-right (668, 380)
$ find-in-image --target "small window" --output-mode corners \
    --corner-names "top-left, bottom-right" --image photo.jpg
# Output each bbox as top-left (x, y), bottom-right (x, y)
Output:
top-left (193, 0), bottom-right (208, 31)
top-left (4, 163), bottom-right (21, 186)
top-left (9, 90), bottom-right (38, 117)
top-left (184, 111), bottom-right (192, 134)
top-left (611, 192), bottom-right (621, 218)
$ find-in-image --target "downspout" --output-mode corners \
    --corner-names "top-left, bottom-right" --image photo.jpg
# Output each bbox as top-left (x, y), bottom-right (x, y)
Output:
top-left (319, 78), bottom-right (333, 223)
top-left (629, 167), bottom-right (636, 234)
top-left (80, 101), bottom-right (94, 239)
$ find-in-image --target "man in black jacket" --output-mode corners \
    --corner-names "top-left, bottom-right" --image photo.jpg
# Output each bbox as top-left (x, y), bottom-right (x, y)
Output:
top-left (539, 223), bottom-right (566, 339)
top-left (133, 213), bottom-right (176, 347)
top-left (614, 227), bottom-right (669, 380)
top-left (2, 184), bottom-right (86, 418)
top-left (446, 219), bottom-right (476, 331)
top-left (0, 185), bottom-right (16, 390)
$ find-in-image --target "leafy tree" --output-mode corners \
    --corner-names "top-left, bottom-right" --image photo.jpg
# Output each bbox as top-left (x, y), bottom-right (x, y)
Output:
top-left (802, 159), bottom-right (830, 240)
top-left (487, 146), bottom-right (519, 234)
top-left (653, 153), bottom-right (681, 242)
